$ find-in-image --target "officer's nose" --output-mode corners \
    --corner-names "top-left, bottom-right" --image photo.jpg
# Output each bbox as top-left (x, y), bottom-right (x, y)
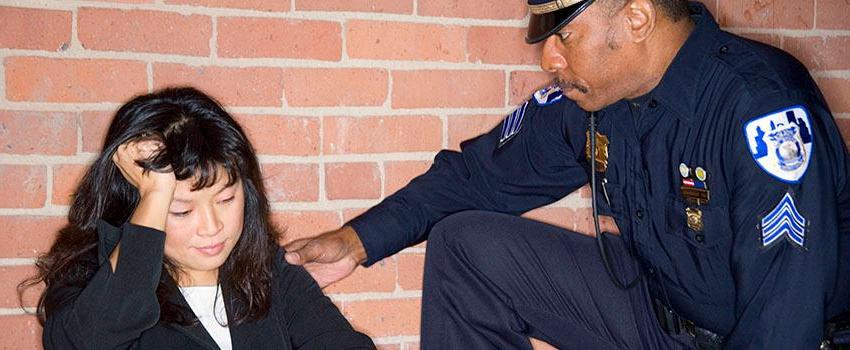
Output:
top-left (540, 35), bottom-right (567, 73)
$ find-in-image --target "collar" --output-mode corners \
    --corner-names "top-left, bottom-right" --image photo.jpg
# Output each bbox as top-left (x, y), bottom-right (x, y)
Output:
top-left (618, 2), bottom-right (721, 125)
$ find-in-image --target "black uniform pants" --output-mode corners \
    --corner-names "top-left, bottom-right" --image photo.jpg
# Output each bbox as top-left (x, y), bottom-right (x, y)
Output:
top-left (421, 211), bottom-right (693, 349)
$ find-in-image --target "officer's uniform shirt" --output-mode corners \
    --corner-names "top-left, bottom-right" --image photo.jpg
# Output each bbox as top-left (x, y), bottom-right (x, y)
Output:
top-left (348, 3), bottom-right (850, 348)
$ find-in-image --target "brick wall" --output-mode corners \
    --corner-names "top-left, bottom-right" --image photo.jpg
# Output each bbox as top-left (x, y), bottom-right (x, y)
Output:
top-left (0, 0), bottom-right (847, 349)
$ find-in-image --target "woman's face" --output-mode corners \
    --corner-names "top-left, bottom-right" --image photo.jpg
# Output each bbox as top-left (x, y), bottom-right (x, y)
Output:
top-left (164, 172), bottom-right (245, 286)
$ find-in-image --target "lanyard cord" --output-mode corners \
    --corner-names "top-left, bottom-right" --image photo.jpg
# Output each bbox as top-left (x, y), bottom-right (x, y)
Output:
top-left (589, 111), bottom-right (642, 290)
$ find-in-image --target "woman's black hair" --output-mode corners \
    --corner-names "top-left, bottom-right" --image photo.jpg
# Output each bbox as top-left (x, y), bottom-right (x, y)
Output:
top-left (20, 86), bottom-right (279, 325)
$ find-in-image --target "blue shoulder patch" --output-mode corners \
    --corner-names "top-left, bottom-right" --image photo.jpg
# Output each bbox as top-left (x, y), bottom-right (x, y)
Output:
top-left (533, 84), bottom-right (563, 106)
top-left (743, 105), bottom-right (813, 184)
top-left (761, 192), bottom-right (807, 248)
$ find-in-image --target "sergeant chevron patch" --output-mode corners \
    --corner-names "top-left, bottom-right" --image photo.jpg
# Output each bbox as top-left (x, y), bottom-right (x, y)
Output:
top-left (761, 192), bottom-right (807, 248)
top-left (498, 101), bottom-right (529, 147)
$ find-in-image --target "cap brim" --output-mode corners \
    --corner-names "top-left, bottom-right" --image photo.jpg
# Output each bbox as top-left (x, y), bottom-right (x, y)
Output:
top-left (526, 0), bottom-right (595, 44)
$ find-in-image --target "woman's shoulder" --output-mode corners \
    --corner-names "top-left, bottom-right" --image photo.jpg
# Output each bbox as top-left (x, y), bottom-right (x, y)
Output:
top-left (270, 246), bottom-right (320, 296)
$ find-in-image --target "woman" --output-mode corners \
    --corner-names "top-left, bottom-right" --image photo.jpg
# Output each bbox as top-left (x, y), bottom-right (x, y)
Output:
top-left (20, 87), bottom-right (376, 349)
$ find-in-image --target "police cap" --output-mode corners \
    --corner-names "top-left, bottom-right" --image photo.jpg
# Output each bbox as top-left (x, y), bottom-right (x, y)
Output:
top-left (526, 0), bottom-right (596, 44)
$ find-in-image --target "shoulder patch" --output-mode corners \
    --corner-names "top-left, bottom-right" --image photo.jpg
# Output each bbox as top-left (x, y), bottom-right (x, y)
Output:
top-left (498, 101), bottom-right (529, 148)
top-left (761, 192), bottom-right (806, 248)
top-left (533, 84), bottom-right (563, 106)
top-left (743, 105), bottom-right (813, 184)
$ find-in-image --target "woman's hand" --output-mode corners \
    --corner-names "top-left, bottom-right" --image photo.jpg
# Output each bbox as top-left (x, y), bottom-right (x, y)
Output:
top-left (111, 140), bottom-right (176, 231)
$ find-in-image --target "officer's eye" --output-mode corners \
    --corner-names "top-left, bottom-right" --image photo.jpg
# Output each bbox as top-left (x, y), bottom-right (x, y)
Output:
top-left (557, 31), bottom-right (571, 41)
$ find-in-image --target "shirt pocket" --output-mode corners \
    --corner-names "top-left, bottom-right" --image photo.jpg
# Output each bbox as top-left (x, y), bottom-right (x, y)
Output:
top-left (661, 195), bottom-right (733, 304)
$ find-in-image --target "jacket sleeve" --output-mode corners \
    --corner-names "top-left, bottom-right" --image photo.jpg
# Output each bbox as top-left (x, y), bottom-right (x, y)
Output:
top-left (275, 252), bottom-right (376, 349)
top-left (348, 98), bottom-right (590, 265)
top-left (43, 222), bottom-right (166, 350)
top-left (722, 94), bottom-right (849, 348)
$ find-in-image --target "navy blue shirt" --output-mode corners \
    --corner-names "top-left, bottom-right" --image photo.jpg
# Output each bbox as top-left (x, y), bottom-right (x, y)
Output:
top-left (349, 3), bottom-right (850, 348)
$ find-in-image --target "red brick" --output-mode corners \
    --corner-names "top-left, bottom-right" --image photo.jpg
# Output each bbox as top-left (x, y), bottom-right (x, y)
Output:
top-left (165, 0), bottom-right (290, 11)
top-left (717, 0), bottom-right (814, 29)
top-left (262, 163), bottom-right (319, 202)
top-left (509, 70), bottom-right (552, 105)
top-left (397, 253), bottom-right (424, 291)
top-left (468, 26), bottom-right (541, 65)
top-left (0, 7), bottom-right (71, 51)
top-left (447, 114), bottom-right (502, 150)
top-left (235, 115), bottom-right (320, 156)
top-left (837, 118), bottom-right (850, 147)
top-left (91, 0), bottom-right (154, 3)
top-left (392, 70), bottom-right (504, 108)
top-left (78, 8), bottom-right (211, 56)
top-left (783, 36), bottom-right (850, 71)
top-left (0, 216), bottom-right (63, 258)
top-left (52, 164), bottom-right (87, 206)
top-left (343, 298), bottom-right (420, 337)
top-left (153, 63), bottom-right (284, 107)
top-left (522, 207), bottom-right (576, 230)
top-left (531, 338), bottom-right (558, 350)
top-left (218, 18), bottom-right (340, 60)
top-left (384, 161), bottom-right (432, 196)
top-left (0, 266), bottom-right (40, 308)
top-left (816, 0), bottom-right (850, 29)
top-left (573, 207), bottom-right (599, 237)
top-left (817, 78), bottom-right (850, 114)
top-left (324, 116), bottom-right (442, 155)
top-left (578, 184), bottom-right (592, 198)
top-left (347, 21), bottom-right (465, 62)
top-left (296, 0), bottom-right (412, 13)
top-left (282, 68), bottom-right (387, 107)
top-left (377, 345), bottom-right (401, 350)
top-left (0, 111), bottom-right (76, 155)
top-left (0, 166), bottom-right (46, 208)
top-left (0, 315), bottom-right (41, 350)
top-left (80, 111), bottom-right (112, 153)
top-left (273, 210), bottom-right (341, 244)
top-left (325, 258), bottom-right (396, 294)
top-left (5, 57), bottom-right (146, 103)
top-left (406, 343), bottom-right (420, 350)
top-left (342, 207), bottom-right (369, 222)
top-left (736, 32), bottom-right (781, 48)
top-left (418, 0), bottom-right (526, 19)
top-left (325, 163), bottom-right (381, 200)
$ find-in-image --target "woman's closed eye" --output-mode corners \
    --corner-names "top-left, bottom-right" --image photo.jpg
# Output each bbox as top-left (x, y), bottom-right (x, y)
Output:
top-left (169, 209), bottom-right (192, 217)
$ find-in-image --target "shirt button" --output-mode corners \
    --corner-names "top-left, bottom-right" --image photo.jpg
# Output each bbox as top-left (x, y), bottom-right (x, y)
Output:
top-left (648, 266), bottom-right (656, 275)
top-left (695, 233), bottom-right (705, 243)
top-left (719, 45), bottom-right (729, 54)
top-left (648, 99), bottom-right (657, 108)
top-left (636, 210), bottom-right (644, 219)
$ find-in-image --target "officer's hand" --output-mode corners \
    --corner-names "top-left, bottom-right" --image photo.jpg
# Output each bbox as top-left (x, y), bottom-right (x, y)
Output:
top-left (283, 226), bottom-right (367, 288)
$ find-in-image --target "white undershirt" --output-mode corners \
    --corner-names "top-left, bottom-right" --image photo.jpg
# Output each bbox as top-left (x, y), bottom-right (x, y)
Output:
top-left (179, 285), bottom-right (233, 350)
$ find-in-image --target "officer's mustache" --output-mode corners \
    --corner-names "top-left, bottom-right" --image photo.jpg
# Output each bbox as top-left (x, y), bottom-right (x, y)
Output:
top-left (556, 78), bottom-right (589, 94)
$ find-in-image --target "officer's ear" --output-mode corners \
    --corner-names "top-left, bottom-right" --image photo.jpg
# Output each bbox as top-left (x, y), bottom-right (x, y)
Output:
top-left (623, 0), bottom-right (656, 43)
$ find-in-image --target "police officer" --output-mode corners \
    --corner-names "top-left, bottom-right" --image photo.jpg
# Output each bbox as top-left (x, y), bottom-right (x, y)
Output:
top-left (284, 0), bottom-right (850, 348)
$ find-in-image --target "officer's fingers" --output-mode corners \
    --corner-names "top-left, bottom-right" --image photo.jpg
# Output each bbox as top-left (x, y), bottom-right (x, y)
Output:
top-left (285, 239), bottom-right (331, 265)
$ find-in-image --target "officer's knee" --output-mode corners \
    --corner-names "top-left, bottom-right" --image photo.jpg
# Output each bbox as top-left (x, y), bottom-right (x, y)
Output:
top-left (427, 210), bottom-right (516, 262)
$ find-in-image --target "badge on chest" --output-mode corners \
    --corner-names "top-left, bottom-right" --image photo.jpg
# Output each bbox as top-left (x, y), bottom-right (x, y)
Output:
top-left (585, 131), bottom-right (609, 173)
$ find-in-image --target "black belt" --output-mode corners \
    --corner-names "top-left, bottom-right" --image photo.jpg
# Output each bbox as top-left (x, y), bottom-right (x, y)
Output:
top-left (653, 298), bottom-right (725, 350)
